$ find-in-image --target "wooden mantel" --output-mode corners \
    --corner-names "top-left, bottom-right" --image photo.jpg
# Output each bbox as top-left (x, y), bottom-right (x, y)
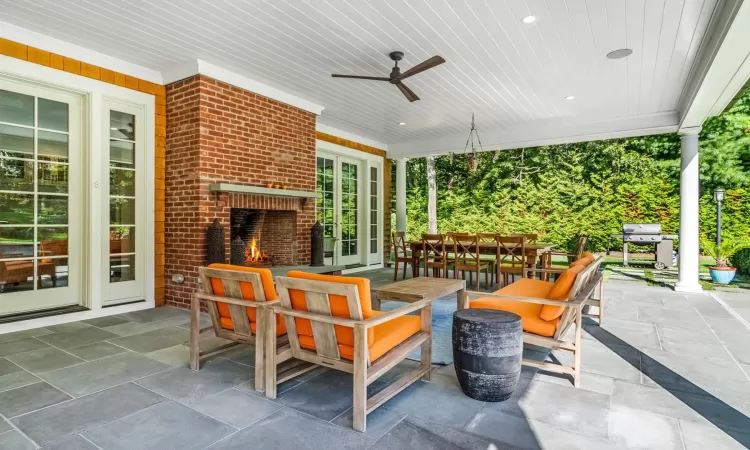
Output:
top-left (207, 183), bottom-right (321, 199)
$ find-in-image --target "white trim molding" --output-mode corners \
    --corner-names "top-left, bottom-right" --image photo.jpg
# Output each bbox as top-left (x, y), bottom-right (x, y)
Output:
top-left (388, 112), bottom-right (680, 158)
top-left (316, 123), bottom-right (389, 152)
top-left (0, 21), bottom-right (163, 85)
top-left (679, 0), bottom-right (750, 127)
top-left (161, 59), bottom-right (324, 115)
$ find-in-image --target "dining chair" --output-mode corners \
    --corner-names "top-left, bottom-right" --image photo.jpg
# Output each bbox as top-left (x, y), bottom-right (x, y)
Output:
top-left (391, 231), bottom-right (411, 281)
top-left (495, 236), bottom-right (527, 287)
top-left (421, 233), bottom-right (448, 278)
top-left (451, 234), bottom-right (490, 290)
top-left (478, 233), bottom-right (500, 286)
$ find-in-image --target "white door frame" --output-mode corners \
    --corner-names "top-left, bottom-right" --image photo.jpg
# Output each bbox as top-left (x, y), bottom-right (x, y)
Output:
top-left (316, 140), bottom-right (384, 269)
top-left (0, 78), bottom-right (84, 314)
top-left (0, 55), bottom-right (155, 332)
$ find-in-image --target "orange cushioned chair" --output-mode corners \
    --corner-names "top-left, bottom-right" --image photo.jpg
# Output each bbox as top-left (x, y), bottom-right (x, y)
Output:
top-left (190, 264), bottom-right (299, 393)
top-left (464, 256), bottom-right (604, 387)
top-left (269, 271), bottom-right (432, 433)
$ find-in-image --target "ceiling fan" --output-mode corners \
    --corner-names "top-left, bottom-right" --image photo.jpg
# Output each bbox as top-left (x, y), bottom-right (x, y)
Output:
top-left (331, 51), bottom-right (445, 102)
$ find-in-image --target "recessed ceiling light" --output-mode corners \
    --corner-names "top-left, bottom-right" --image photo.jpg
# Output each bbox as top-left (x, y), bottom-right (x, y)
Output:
top-left (522, 16), bottom-right (537, 24)
top-left (606, 48), bottom-right (633, 59)
top-left (110, 127), bottom-right (118, 130)
top-left (398, 122), bottom-right (406, 126)
top-left (565, 95), bottom-right (575, 100)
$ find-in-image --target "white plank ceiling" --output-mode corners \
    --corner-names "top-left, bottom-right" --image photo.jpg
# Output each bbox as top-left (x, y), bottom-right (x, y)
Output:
top-left (0, 0), bottom-right (719, 154)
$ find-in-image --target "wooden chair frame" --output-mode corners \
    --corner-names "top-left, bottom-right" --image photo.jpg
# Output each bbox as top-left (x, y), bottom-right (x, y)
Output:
top-left (463, 257), bottom-right (604, 387)
top-left (269, 276), bottom-right (433, 432)
top-left (421, 233), bottom-right (448, 278)
top-left (541, 236), bottom-right (588, 281)
top-left (391, 232), bottom-right (411, 281)
top-left (477, 233), bottom-right (499, 286)
top-left (495, 236), bottom-right (527, 287)
top-left (190, 267), bottom-right (294, 393)
top-left (451, 234), bottom-right (489, 290)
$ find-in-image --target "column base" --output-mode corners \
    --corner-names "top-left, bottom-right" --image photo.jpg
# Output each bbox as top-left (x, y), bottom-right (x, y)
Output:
top-left (674, 282), bottom-right (703, 293)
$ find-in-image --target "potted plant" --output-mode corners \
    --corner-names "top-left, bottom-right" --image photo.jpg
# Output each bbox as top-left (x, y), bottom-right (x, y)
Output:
top-left (700, 237), bottom-right (750, 284)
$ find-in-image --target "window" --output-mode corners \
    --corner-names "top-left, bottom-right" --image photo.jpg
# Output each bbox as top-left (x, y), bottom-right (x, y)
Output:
top-left (370, 166), bottom-right (378, 254)
top-left (108, 110), bottom-right (136, 283)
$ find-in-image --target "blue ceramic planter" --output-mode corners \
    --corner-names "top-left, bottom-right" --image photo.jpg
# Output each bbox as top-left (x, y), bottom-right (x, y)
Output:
top-left (709, 267), bottom-right (736, 284)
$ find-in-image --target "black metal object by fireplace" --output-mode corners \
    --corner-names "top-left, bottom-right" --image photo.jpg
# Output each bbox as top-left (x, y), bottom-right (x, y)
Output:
top-left (609, 223), bottom-right (677, 269)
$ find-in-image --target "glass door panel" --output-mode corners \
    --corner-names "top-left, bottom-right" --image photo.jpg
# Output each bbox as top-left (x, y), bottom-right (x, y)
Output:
top-left (0, 81), bottom-right (82, 315)
top-left (315, 154), bottom-right (363, 266)
top-left (104, 104), bottom-right (144, 305)
top-left (316, 156), bottom-right (336, 265)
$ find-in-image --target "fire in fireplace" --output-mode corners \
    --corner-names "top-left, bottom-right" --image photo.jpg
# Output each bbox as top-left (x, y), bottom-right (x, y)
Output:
top-left (245, 238), bottom-right (270, 265)
top-left (230, 208), bottom-right (297, 266)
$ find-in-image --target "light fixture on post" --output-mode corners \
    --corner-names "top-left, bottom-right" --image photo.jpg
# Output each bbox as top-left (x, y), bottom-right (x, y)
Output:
top-left (463, 113), bottom-right (483, 171)
top-left (713, 188), bottom-right (725, 252)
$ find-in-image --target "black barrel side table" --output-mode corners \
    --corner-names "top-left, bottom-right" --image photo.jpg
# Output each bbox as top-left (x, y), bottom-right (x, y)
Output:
top-left (452, 308), bottom-right (523, 401)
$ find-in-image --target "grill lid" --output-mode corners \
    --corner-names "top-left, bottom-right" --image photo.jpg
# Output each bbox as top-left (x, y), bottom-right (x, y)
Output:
top-left (623, 223), bottom-right (662, 235)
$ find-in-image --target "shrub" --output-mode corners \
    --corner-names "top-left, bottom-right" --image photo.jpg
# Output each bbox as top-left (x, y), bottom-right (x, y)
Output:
top-left (732, 248), bottom-right (750, 274)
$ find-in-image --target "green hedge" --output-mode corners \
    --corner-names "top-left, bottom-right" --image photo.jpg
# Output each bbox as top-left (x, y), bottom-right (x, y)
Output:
top-left (732, 248), bottom-right (750, 274)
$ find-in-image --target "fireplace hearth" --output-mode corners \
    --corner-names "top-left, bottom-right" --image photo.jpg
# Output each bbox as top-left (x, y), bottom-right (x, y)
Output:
top-left (230, 208), bottom-right (297, 266)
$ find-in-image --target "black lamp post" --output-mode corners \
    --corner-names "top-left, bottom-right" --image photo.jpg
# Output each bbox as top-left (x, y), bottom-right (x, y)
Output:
top-left (713, 188), bottom-right (725, 260)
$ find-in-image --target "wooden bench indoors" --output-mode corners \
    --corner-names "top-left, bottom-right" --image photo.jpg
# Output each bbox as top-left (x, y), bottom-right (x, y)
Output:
top-left (463, 254), bottom-right (604, 387)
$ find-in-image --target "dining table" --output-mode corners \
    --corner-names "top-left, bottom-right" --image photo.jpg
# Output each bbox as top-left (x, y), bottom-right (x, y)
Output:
top-left (406, 240), bottom-right (556, 279)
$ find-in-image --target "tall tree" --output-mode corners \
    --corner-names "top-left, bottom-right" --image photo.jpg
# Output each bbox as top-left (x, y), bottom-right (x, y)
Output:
top-left (427, 156), bottom-right (437, 234)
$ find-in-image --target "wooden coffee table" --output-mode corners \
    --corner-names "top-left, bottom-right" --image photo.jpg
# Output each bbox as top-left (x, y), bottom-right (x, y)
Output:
top-left (371, 277), bottom-right (467, 311)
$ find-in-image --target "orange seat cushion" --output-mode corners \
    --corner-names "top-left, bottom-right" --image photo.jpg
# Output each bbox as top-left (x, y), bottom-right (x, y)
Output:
top-left (207, 264), bottom-right (286, 337)
top-left (298, 311), bottom-right (421, 363)
top-left (540, 264), bottom-right (585, 321)
top-left (469, 278), bottom-right (558, 337)
top-left (286, 271), bottom-right (376, 349)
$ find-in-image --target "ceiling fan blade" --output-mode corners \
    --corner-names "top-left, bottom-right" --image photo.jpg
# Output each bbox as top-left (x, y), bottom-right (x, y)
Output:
top-left (395, 55), bottom-right (445, 80)
top-left (331, 74), bottom-right (390, 81)
top-left (396, 82), bottom-right (420, 102)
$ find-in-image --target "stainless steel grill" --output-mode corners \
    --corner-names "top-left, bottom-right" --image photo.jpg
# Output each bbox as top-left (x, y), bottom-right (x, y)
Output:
top-left (610, 223), bottom-right (677, 269)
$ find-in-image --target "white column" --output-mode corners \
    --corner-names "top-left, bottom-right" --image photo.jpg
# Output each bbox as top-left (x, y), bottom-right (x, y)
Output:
top-left (675, 127), bottom-right (703, 293)
top-left (395, 157), bottom-right (407, 233)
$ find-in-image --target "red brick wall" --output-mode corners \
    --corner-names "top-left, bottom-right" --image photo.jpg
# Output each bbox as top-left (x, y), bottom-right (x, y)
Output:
top-left (165, 75), bottom-right (317, 308)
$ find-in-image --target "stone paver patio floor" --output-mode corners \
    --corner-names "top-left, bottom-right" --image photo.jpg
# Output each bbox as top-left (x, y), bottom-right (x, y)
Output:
top-left (1, 268), bottom-right (749, 449)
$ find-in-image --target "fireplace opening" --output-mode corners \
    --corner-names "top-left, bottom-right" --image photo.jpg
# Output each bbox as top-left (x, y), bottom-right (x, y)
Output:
top-left (230, 208), bottom-right (297, 266)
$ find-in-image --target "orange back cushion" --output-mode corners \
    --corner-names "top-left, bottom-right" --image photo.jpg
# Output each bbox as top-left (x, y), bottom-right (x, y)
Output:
top-left (286, 271), bottom-right (374, 347)
top-left (570, 255), bottom-right (595, 268)
top-left (207, 264), bottom-right (278, 325)
top-left (540, 264), bottom-right (585, 321)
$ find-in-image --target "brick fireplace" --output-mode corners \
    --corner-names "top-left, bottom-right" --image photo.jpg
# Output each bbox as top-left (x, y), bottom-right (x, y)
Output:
top-left (164, 74), bottom-right (316, 309)
top-left (229, 208), bottom-right (297, 266)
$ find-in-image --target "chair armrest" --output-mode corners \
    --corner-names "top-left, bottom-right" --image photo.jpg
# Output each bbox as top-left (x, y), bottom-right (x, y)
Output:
top-left (525, 267), bottom-right (567, 276)
top-left (271, 299), bottom-right (433, 329)
top-left (271, 306), bottom-right (361, 327)
top-left (465, 291), bottom-right (586, 308)
top-left (363, 299), bottom-right (432, 328)
top-left (195, 292), bottom-right (280, 308)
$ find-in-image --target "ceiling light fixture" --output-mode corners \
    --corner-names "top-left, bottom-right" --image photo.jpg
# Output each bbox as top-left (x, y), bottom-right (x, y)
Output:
top-left (110, 127), bottom-right (118, 131)
top-left (522, 16), bottom-right (537, 24)
top-left (565, 95), bottom-right (575, 100)
top-left (606, 48), bottom-right (633, 59)
top-left (398, 122), bottom-right (406, 126)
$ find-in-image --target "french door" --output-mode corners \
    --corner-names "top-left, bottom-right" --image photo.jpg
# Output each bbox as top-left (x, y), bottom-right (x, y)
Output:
top-left (103, 101), bottom-right (146, 305)
top-left (0, 80), bottom-right (83, 315)
top-left (316, 153), bottom-right (363, 266)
